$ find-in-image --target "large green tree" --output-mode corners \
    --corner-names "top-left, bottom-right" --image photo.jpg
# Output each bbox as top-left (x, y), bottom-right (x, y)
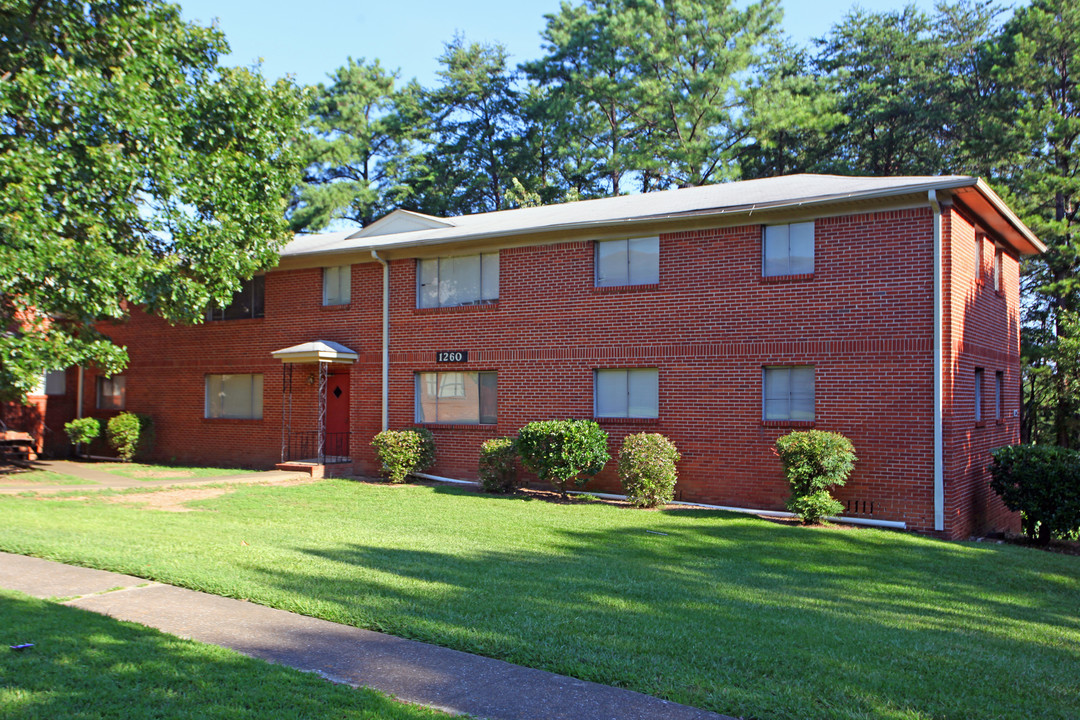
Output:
top-left (289, 58), bottom-right (425, 231)
top-left (0, 0), bottom-right (306, 399)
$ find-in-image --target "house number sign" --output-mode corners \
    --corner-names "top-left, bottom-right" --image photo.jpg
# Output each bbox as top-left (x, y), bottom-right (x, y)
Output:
top-left (436, 351), bottom-right (468, 363)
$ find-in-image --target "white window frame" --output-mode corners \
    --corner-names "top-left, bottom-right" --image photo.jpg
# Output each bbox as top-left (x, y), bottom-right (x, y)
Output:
top-left (323, 265), bottom-right (351, 306)
top-left (415, 371), bottom-right (497, 424)
top-left (417, 253), bottom-right (499, 309)
top-left (594, 368), bottom-right (659, 419)
top-left (595, 237), bottom-right (660, 287)
top-left (762, 366), bottom-right (815, 422)
top-left (205, 374), bottom-right (263, 420)
top-left (762, 222), bottom-right (814, 277)
top-left (96, 376), bottom-right (126, 410)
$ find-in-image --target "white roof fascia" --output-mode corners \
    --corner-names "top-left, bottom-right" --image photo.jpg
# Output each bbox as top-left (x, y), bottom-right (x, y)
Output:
top-left (271, 340), bottom-right (359, 364)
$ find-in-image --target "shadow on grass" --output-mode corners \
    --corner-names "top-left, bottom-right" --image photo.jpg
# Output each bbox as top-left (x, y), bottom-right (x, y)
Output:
top-left (246, 496), bottom-right (1080, 720)
top-left (0, 591), bottom-right (449, 720)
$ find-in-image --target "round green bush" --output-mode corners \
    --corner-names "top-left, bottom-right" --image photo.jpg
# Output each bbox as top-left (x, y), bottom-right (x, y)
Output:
top-left (990, 444), bottom-right (1080, 544)
top-left (617, 433), bottom-right (681, 508)
top-left (774, 430), bottom-right (856, 524)
top-left (106, 412), bottom-right (151, 462)
top-left (516, 419), bottom-right (609, 498)
top-left (64, 417), bottom-right (101, 446)
top-left (479, 437), bottom-right (520, 493)
top-left (371, 428), bottom-right (435, 484)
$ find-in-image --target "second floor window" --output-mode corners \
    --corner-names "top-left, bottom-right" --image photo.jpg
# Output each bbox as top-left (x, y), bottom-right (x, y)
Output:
top-left (97, 376), bottom-right (126, 410)
top-left (763, 222), bottom-right (814, 277)
top-left (207, 276), bottom-right (265, 321)
top-left (595, 237), bottom-right (659, 287)
top-left (418, 253), bottom-right (499, 308)
top-left (324, 265), bottom-right (351, 306)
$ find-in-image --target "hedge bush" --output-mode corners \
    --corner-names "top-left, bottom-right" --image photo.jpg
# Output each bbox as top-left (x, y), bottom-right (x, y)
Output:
top-left (516, 419), bottom-right (609, 498)
top-left (64, 417), bottom-right (101, 447)
top-left (990, 444), bottom-right (1080, 544)
top-left (774, 430), bottom-right (856, 524)
top-left (106, 413), bottom-right (153, 462)
top-left (478, 437), bottom-right (520, 493)
top-left (618, 433), bottom-right (681, 508)
top-left (371, 428), bottom-right (435, 484)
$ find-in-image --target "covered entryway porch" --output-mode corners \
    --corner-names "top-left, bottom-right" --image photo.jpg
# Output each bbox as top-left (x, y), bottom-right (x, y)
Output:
top-left (271, 341), bottom-right (358, 474)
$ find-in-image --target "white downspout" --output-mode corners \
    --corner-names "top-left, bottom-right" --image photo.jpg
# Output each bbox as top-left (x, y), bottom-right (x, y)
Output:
top-left (371, 251), bottom-right (389, 431)
top-left (929, 190), bottom-right (944, 532)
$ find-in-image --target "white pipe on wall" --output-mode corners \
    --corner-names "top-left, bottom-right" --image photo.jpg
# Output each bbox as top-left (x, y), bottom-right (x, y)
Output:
top-left (929, 190), bottom-right (945, 532)
top-left (370, 251), bottom-right (389, 431)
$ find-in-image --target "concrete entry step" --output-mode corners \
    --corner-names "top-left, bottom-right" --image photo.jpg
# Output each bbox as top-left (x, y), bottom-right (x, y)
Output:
top-left (275, 462), bottom-right (324, 478)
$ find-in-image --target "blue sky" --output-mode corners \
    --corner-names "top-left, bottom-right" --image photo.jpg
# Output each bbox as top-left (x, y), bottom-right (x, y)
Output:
top-left (178, 0), bottom-right (939, 87)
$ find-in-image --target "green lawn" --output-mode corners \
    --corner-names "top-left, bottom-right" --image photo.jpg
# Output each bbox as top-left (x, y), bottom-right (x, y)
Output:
top-left (0, 480), bottom-right (1077, 720)
top-left (0, 470), bottom-right (95, 486)
top-left (96, 463), bottom-right (260, 481)
top-left (0, 589), bottom-right (454, 720)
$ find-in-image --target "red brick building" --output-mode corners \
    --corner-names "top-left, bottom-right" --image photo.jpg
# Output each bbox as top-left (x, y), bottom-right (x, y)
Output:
top-left (39, 175), bottom-right (1043, 538)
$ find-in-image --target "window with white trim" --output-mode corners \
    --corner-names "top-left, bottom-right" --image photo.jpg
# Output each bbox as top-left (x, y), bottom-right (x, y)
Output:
top-left (415, 371), bottom-right (497, 424)
top-left (595, 237), bottom-right (659, 287)
top-left (594, 368), bottom-right (659, 419)
top-left (417, 253), bottom-right (499, 308)
top-left (323, 265), bottom-right (351, 305)
top-left (205, 374), bottom-right (263, 419)
top-left (763, 222), bottom-right (814, 277)
top-left (763, 366), bottom-right (814, 421)
top-left (974, 367), bottom-right (984, 422)
top-left (97, 376), bottom-right (126, 410)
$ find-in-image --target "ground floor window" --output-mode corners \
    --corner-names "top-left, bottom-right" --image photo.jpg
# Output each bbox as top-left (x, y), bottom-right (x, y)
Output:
top-left (594, 368), bottom-right (659, 418)
top-left (415, 371), bottom-right (497, 424)
top-left (205, 374), bottom-right (263, 419)
top-left (96, 376), bottom-right (126, 410)
top-left (763, 366), bottom-right (814, 421)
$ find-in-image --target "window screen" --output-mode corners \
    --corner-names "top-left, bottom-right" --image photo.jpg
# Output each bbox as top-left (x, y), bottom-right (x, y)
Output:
top-left (595, 368), bottom-right (659, 418)
top-left (205, 374), bottom-right (263, 419)
top-left (763, 223), bottom-right (814, 277)
top-left (596, 237), bottom-right (659, 287)
top-left (763, 366), bottom-right (814, 421)
top-left (415, 371), bottom-right (497, 424)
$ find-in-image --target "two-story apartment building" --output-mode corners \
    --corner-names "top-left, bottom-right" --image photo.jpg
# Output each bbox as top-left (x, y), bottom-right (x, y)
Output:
top-left (38, 174), bottom-right (1043, 538)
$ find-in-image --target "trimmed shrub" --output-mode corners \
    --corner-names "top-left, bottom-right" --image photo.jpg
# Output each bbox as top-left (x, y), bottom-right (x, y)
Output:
top-left (106, 412), bottom-right (152, 462)
top-left (516, 419), bottom-right (609, 498)
top-left (990, 444), bottom-right (1080, 544)
top-left (618, 433), bottom-right (681, 508)
top-left (774, 430), bottom-right (857, 524)
top-left (479, 437), bottom-right (520, 493)
top-left (64, 417), bottom-right (101, 447)
top-left (371, 428), bottom-right (435, 484)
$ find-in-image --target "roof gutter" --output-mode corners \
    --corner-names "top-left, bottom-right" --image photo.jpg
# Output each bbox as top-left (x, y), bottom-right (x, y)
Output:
top-left (371, 251), bottom-right (389, 431)
top-left (929, 190), bottom-right (945, 533)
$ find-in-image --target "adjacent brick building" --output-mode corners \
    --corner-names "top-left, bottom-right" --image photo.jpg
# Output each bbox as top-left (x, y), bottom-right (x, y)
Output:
top-left (36, 174), bottom-right (1043, 538)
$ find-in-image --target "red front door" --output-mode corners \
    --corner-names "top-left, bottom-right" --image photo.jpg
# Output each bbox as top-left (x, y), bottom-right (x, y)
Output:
top-left (325, 369), bottom-right (350, 457)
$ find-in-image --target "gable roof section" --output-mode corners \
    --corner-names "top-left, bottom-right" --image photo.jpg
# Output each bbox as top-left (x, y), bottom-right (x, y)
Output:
top-left (280, 174), bottom-right (1044, 261)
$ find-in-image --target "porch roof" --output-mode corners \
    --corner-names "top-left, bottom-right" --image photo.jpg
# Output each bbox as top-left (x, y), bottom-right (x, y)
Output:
top-left (271, 340), bottom-right (358, 364)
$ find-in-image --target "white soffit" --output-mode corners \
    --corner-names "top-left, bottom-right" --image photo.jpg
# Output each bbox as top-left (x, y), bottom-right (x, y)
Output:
top-left (272, 340), bottom-right (359, 364)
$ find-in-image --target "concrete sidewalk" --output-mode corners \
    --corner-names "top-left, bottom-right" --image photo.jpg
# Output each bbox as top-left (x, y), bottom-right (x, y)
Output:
top-left (0, 459), bottom-right (307, 494)
top-left (0, 552), bottom-right (731, 720)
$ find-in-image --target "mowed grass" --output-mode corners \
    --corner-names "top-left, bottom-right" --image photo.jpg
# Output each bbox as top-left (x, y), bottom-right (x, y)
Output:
top-left (0, 480), bottom-right (1077, 720)
top-left (96, 463), bottom-right (260, 481)
top-left (0, 470), bottom-right (95, 486)
top-left (0, 589), bottom-right (455, 720)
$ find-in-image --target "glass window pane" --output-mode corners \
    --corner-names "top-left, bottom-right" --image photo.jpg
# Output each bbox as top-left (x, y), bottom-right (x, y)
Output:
top-left (479, 372), bottom-right (498, 424)
top-left (789, 222), bottom-right (814, 274)
top-left (418, 259), bottom-right (439, 308)
top-left (438, 372), bottom-right (466, 398)
top-left (596, 240), bottom-right (629, 287)
top-left (416, 373), bottom-right (437, 422)
top-left (251, 375), bottom-right (263, 420)
top-left (206, 375), bottom-right (222, 418)
top-left (481, 253), bottom-right (499, 301)
top-left (440, 255), bottom-right (481, 307)
top-left (595, 369), bottom-right (628, 417)
top-left (252, 276), bottom-right (265, 318)
top-left (627, 236), bottom-right (660, 285)
top-left (627, 368), bottom-right (659, 418)
top-left (790, 393), bottom-right (815, 421)
top-left (44, 370), bottom-right (65, 395)
top-left (764, 398), bottom-right (790, 421)
top-left (763, 225), bottom-right (789, 277)
top-left (763, 367), bottom-right (790, 402)
top-left (221, 374), bottom-right (252, 418)
top-left (437, 372), bottom-right (479, 423)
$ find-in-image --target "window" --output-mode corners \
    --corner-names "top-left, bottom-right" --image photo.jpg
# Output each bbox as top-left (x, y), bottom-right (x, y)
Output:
top-left (205, 374), bottom-right (263, 419)
top-left (976, 232), bottom-right (985, 282)
top-left (595, 237), bottom-right (659, 287)
top-left (974, 368), bottom-right (984, 422)
top-left (97, 376), bottom-right (126, 410)
top-left (44, 370), bottom-right (65, 395)
top-left (417, 253), bottom-right (498, 308)
top-left (594, 368), bottom-right (659, 418)
top-left (323, 265), bottom-right (351, 305)
top-left (763, 222), bottom-right (814, 277)
top-left (763, 366), bottom-right (814, 422)
top-left (415, 371), bottom-right (497, 424)
top-left (995, 371), bottom-right (1004, 421)
top-left (207, 276), bottom-right (265, 321)
top-left (993, 248), bottom-right (1003, 292)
